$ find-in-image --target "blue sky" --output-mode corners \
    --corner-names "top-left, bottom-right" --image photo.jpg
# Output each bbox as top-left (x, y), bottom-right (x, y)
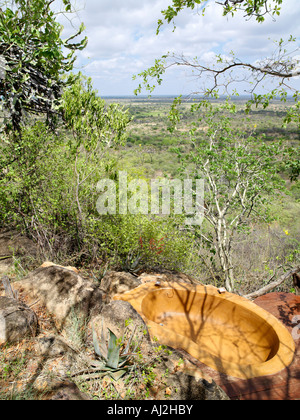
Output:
top-left (60, 0), bottom-right (300, 96)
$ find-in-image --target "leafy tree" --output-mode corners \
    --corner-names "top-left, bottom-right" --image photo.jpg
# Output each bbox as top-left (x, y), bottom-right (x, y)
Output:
top-left (157, 0), bottom-right (285, 29)
top-left (175, 100), bottom-right (289, 291)
top-left (134, 0), bottom-right (299, 179)
top-left (0, 0), bottom-right (87, 133)
top-left (62, 74), bottom-right (131, 228)
top-left (0, 74), bottom-right (132, 254)
top-left (0, 121), bottom-right (75, 249)
top-left (135, 0), bottom-right (299, 120)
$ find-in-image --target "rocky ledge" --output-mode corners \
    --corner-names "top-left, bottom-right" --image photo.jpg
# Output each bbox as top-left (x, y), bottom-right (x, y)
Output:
top-left (0, 261), bottom-right (229, 401)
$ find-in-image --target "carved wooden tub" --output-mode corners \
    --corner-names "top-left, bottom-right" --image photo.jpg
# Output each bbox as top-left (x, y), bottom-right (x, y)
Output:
top-left (114, 282), bottom-right (295, 379)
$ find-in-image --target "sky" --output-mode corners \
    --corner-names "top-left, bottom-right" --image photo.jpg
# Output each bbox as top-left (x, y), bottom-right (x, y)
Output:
top-left (59, 0), bottom-right (300, 97)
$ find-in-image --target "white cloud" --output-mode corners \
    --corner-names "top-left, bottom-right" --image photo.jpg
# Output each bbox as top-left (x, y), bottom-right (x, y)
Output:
top-left (63, 0), bottom-right (300, 95)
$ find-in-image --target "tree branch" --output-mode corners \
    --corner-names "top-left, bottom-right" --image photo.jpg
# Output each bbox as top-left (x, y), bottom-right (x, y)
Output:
top-left (1, 275), bottom-right (18, 299)
top-left (244, 266), bottom-right (300, 300)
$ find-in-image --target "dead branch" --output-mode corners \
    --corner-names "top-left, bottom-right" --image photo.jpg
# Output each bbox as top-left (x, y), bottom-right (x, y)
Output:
top-left (164, 43), bottom-right (300, 98)
top-left (1, 275), bottom-right (18, 300)
top-left (244, 266), bottom-right (300, 300)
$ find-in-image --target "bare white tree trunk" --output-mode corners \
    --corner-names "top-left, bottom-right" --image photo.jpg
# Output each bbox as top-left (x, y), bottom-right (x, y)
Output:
top-left (215, 221), bottom-right (235, 292)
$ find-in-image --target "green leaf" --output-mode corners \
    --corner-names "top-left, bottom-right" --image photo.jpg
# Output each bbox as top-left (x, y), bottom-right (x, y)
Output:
top-left (107, 329), bottom-right (121, 369)
top-left (110, 369), bottom-right (128, 381)
top-left (92, 323), bottom-right (103, 359)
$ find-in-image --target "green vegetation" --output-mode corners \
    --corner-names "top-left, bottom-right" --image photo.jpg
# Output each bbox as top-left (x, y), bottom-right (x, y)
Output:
top-left (111, 96), bottom-right (299, 292)
top-left (157, 0), bottom-right (285, 29)
top-left (0, 0), bottom-right (299, 402)
top-left (0, 0), bottom-right (299, 293)
top-left (2, 91), bottom-right (298, 292)
top-left (72, 320), bottom-right (175, 400)
top-left (0, 0), bottom-right (87, 132)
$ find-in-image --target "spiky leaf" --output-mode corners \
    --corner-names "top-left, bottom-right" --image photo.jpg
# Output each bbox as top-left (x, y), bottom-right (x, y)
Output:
top-left (107, 329), bottom-right (121, 369)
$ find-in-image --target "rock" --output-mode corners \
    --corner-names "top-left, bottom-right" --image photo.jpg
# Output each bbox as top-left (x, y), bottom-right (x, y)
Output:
top-left (92, 300), bottom-right (149, 339)
top-left (0, 229), bottom-right (37, 276)
top-left (0, 258), bottom-right (14, 277)
top-left (49, 381), bottom-right (91, 400)
top-left (14, 265), bottom-right (104, 327)
top-left (139, 348), bottom-right (229, 400)
top-left (145, 347), bottom-right (229, 400)
top-left (40, 261), bottom-right (79, 274)
top-left (166, 371), bottom-right (229, 400)
top-left (254, 292), bottom-right (300, 333)
top-left (35, 335), bottom-right (78, 359)
top-left (98, 269), bottom-right (198, 303)
top-left (32, 377), bottom-right (91, 400)
top-left (137, 271), bottom-right (197, 285)
top-left (100, 271), bottom-right (142, 302)
top-left (91, 300), bottom-right (152, 360)
top-left (0, 296), bottom-right (38, 345)
top-left (31, 333), bottom-right (95, 397)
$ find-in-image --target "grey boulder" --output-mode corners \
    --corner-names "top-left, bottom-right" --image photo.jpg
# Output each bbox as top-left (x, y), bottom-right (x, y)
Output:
top-left (0, 296), bottom-right (38, 345)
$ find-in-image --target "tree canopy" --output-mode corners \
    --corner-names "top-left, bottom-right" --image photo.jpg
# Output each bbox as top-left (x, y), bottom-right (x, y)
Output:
top-left (157, 0), bottom-right (284, 31)
top-left (134, 0), bottom-right (300, 288)
top-left (0, 0), bottom-right (87, 132)
top-left (174, 100), bottom-right (288, 291)
top-left (135, 0), bottom-right (299, 121)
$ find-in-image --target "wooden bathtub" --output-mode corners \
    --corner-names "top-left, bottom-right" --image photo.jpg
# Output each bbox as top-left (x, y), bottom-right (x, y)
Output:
top-left (114, 282), bottom-right (296, 379)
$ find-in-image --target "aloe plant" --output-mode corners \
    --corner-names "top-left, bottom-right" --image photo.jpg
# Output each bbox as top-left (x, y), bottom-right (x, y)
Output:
top-left (91, 321), bottom-right (141, 380)
top-left (121, 251), bottom-right (143, 274)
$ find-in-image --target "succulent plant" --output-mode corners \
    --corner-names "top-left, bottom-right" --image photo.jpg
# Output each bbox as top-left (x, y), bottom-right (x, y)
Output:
top-left (91, 321), bottom-right (141, 380)
top-left (121, 251), bottom-right (143, 274)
